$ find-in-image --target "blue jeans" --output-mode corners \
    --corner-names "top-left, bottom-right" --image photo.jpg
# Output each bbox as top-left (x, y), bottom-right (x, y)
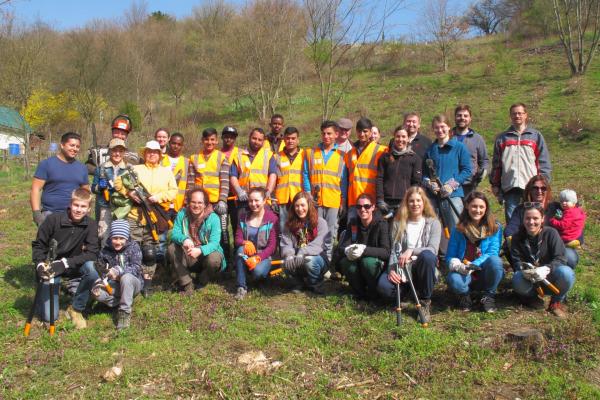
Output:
top-left (564, 247), bottom-right (579, 268)
top-left (37, 260), bottom-right (99, 321)
top-left (377, 250), bottom-right (438, 300)
top-left (512, 265), bottom-right (575, 302)
top-left (503, 188), bottom-right (524, 223)
top-left (93, 273), bottom-right (143, 314)
top-left (446, 256), bottom-right (504, 296)
top-left (235, 247), bottom-right (272, 289)
top-left (288, 255), bottom-right (327, 287)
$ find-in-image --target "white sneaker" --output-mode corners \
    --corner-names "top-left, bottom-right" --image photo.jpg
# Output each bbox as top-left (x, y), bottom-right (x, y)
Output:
top-left (235, 287), bottom-right (247, 301)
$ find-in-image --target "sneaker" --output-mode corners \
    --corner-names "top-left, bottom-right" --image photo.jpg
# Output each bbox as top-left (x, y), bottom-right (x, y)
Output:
top-left (66, 305), bottom-right (87, 329)
top-left (458, 294), bottom-right (472, 312)
top-left (420, 299), bottom-right (432, 324)
top-left (116, 310), bottom-right (131, 330)
top-left (548, 301), bottom-right (567, 318)
top-left (480, 295), bottom-right (497, 313)
top-left (235, 287), bottom-right (247, 301)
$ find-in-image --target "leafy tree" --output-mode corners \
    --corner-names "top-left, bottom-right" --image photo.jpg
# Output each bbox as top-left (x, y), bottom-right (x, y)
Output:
top-left (22, 88), bottom-right (79, 132)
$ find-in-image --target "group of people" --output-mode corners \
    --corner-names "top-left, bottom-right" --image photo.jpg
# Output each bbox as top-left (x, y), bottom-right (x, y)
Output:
top-left (29, 103), bottom-right (586, 330)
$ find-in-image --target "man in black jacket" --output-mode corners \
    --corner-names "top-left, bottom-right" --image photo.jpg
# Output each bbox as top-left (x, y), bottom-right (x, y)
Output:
top-left (403, 112), bottom-right (432, 160)
top-left (337, 194), bottom-right (391, 299)
top-left (32, 188), bottom-right (99, 329)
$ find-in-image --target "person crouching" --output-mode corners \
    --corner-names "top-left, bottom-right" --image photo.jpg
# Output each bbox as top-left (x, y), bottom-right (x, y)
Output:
top-left (91, 219), bottom-right (143, 330)
top-left (168, 188), bottom-right (225, 294)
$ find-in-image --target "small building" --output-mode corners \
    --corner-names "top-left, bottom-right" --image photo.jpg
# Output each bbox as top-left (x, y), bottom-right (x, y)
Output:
top-left (0, 106), bottom-right (33, 156)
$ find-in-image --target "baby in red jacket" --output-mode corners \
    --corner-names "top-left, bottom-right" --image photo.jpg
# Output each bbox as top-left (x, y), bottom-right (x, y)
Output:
top-left (549, 189), bottom-right (586, 248)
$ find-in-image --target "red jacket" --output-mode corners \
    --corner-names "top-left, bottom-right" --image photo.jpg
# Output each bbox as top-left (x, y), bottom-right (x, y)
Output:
top-left (549, 206), bottom-right (586, 242)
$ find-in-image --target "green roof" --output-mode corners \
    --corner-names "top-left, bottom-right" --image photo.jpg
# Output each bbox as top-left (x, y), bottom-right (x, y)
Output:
top-left (0, 106), bottom-right (33, 137)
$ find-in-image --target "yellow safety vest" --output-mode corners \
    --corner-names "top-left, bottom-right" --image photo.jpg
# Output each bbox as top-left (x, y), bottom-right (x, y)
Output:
top-left (263, 137), bottom-right (285, 153)
top-left (161, 155), bottom-right (187, 211)
top-left (189, 150), bottom-right (225, 204)
top-left (239, 147), bottom-right (273, 191)
top-left (306, 147), bottom-right (344, 209)
top-left (346, 141), bottom-right (387, 206)
top-left (274, 149), bottom-right (304, 205)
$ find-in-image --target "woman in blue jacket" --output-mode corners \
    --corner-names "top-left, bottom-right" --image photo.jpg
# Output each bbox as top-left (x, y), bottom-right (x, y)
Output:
top-left (446, 191), bottom-right (504, 313)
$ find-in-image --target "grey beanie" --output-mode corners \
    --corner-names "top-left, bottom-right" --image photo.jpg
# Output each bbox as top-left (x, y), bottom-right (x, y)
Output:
top-left (559, 189), bottom-right (577, 205)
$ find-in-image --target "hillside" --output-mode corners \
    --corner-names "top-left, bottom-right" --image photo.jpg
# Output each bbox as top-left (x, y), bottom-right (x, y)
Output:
top-left (1, 34), bottom-right (599, 399)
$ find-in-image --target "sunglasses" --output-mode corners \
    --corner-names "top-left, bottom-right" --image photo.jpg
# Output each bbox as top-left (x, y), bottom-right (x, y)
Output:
top-left (355, 204), bottom-right (373, 210)
top-left (531, 186), bottom-right (547, 192)
top-left (523, 202), bottom-right (543, 209)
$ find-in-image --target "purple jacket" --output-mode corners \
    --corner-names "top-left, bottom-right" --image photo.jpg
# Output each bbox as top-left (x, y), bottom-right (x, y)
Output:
top-left (235, 207), bottom-right (279, 260)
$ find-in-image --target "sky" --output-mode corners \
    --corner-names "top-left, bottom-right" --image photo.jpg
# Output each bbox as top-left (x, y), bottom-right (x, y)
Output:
top-left (6, 0), bottom-right (471, 39)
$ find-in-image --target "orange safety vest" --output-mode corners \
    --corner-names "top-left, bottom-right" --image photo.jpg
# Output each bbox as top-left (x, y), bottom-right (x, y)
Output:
top-left (306, 146), bottom-right (345, 209)
top-left (239, 147), bottom-right (273, 191)
top-left (189, 150), bottom-right (226, 204)
top-left (346, 141), bottom-right (387, 206)
top-left (161, 155), bottom-right (187, 211)
top-left (274, 149), bottom-right (304, 205)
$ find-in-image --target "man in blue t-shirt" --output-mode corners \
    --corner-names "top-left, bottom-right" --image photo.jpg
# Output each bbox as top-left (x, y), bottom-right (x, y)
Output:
top-left (30, 132), bottom-right (89, 226)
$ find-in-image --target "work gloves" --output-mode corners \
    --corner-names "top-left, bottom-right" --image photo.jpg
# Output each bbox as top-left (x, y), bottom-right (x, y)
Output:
top-left (236, 188), bottom-right (248, 202)
top-left (214, 201), bottom-right (228, 216)
top-left (448, 258), bottom-right (470, 276)
top-left (98, 177), bottom-right (109, 190)
top-left (284, 255), bottom-right (305, 274)
top-left (424, 178), bottom-right (440, 194)
top-left (243, 241), bottom-right (257, 256)
top-left (244, 255), bottom-right (262, 271)
top-left (36, 258), bottom-right (69, 281)
top-left (441, 179), bottom-right (459, 198)
top-left (344, 244), bottom-right (366, 261)
top-left (32, 210), bottom-right (45, 226)
top-left (522, 265), bottom-right (551, 283)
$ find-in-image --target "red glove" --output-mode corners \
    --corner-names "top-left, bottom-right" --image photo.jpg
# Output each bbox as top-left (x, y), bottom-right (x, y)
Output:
top-left (245, 255), bottom-right (262, 271)
top-left (243, 241), bottom-right (257, 256)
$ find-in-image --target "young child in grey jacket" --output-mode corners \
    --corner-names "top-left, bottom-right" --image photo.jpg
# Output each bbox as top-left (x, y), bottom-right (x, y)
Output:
top-left (92, 219), bottom-right (143, 330)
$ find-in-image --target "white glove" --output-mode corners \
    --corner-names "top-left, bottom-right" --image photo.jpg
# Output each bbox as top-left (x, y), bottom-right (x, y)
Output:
top-left (532, 265), bottom-right (550, 282)
top-left (345, 244), bottom-right (366, 261)
top-left (448, 258), bottom-right (469, 275)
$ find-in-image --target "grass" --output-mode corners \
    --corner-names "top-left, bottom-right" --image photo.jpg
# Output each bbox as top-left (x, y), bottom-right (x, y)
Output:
top-left (2, 34), bottom-right (600, 398)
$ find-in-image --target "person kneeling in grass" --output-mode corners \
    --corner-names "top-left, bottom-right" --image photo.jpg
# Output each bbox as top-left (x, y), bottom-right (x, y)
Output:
top-left (280, 191), bottom-right (330, 294)
top-left (92, 219), bottom-right (143, 330)
top-left (446, 192), bottom-right (504, 313)
top-left (32, 188), bottom-right (99, 330)
top-left (337, 193), bottom-right (391, 300)
top-left (168, 188), bottom-right (225, 294)
top-left (234, 187), bottom-right (279, 300)
top-left (510, 203), bottom-right (574, 318)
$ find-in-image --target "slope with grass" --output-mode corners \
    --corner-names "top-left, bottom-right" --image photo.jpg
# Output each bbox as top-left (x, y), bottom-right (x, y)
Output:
top-left (1, 35), bottom-right (599, 399)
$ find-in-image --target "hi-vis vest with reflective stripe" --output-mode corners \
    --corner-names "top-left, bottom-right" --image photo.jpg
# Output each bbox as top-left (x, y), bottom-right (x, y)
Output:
top-left (263, 137), bottom-right (285, 153)
top-left (306, 147), bottom-right (344, 209)
top-left (224, 146), bottom-right (243, 195)
top-left (189, 150), bottom-right (225, 203)
top-left (161, 155), bottom-right (187, 211)
top-left (346, 141), bottom-right (387, 206)
top-left (239, 147), bottom-right (273, 191)
top-left (275, 149), bottom-right (304, 205)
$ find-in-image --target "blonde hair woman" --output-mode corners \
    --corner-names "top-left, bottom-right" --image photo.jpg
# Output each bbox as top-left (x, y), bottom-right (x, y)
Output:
top-left (377, 186), bottom-right (441, 323)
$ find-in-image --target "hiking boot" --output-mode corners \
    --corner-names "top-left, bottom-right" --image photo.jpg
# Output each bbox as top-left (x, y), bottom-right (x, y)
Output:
top-left (116, 310), bottom-right (131, 330)
top-left (235, 287), bottom-right (247, 301)
top-left (458, 294), bottom-right (472, 312)
top-left (181, 281), bottom-right (195, 295)
top-left (308, 282), bottom-right (326, 295)
top-left (480, 295), bottom-right (497, 313)
top-left (548, 300), bottom-right (567, 318)
top-left (66, 305), bottom-right (87, 329)
top-left (420, 299), bottom-right (432, 324)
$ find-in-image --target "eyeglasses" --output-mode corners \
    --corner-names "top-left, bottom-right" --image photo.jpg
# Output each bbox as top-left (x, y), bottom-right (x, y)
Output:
top-left (531, 186), bottom-right (547, 192)
top-left (356, 204), bottom-right (372, 210)
top-left (523, 202), bottom-right (543, 209)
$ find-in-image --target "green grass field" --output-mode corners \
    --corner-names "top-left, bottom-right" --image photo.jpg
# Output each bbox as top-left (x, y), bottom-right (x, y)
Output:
top-left (1, 35), bottom-right (599, 399)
